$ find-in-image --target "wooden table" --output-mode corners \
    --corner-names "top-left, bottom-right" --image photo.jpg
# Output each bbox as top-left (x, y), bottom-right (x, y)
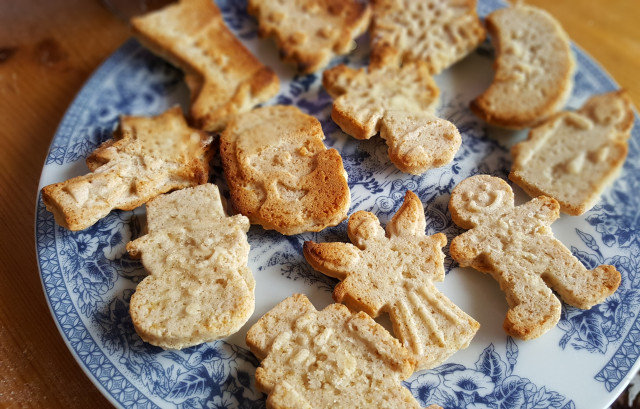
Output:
top-left (0, 1), bottom-right (638, 407)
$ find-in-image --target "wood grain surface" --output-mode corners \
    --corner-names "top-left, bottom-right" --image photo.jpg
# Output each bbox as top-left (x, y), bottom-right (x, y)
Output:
top-left (0, 0), bottom-right (638, 408)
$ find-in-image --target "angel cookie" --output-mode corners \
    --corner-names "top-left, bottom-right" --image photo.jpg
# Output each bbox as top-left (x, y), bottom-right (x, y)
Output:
top-left (246, 294), bottom-right (436, 408)
top-left (323, 63), bottom-right (461, 174)
top-left (248, 0), bottom-right (371, 74)
top-left (127, 184), bottom-right (254, 349)
top-left (304, 191), bottom-right (479, 369)
top-left (470, 5), bottom-right (575, 129)
top-left (41, 107), bottom-right (212, 231)
top-left (449, 175), bottom-right (621, 339)
top-left (131, 0), bottom-right (279, 131)
top-left (510, 91), bottom-right (635, 215)
top-left (220, 105), bottom-right (350, 235)
top-left (370, 0), bottom-right (485, 74)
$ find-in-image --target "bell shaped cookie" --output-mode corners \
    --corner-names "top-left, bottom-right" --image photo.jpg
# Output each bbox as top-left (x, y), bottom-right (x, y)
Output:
top-left (449, 175), bottom-right (620, 339)
top-left (304, 191), bottom-right (478, 369)
top-left (41, 107), bottom-right (212, 231)
top-left (220, 105), bottom-right (350, 235)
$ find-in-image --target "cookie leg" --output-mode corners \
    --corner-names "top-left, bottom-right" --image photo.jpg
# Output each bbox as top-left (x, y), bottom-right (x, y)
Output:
top-left (498, 269), bottom-right (562, 340)
top-left (540, 242), bottom-right (621, 309)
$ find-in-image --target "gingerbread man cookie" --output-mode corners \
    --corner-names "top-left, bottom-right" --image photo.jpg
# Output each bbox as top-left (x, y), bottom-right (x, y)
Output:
top-left (304, 191), bottom-right (478, 369)
top-left (449, 175), bottom-right (621, 339)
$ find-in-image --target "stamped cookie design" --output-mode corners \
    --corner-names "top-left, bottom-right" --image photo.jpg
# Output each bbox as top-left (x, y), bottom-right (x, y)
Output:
top-left (449, 175), bottom-right (621, 339)
top-left (510, 91), bottom-right (635, 215)
top-left (323, 64), bottom-right (461, 174)
top-left (470, 5), bottom-right (575, 129)
top-left (370, 0), bottom-right (485, 74)
top-left (41, 107), bottom-right (212, 231)
top-left (248, 0), bottom-right (371, 74)
top-left (220, 105), bottom-right (350, 235)
top-left (246, 294), bottom-right (435, 408)
top-left (127, 184), bottom-right (254, 349)
top-left (131, 0), bottom-right (279, 131)
top-left (304, 191), bottom-right (479, 369)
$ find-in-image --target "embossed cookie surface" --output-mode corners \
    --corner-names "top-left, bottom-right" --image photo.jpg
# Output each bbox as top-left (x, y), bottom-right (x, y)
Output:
top-left (449, 175), bottom-right (621, 340)
top-left (510, 91), bottom-right (635, 215)
top-left (304, 191), bottom-right (479, 369)
top-left (220, 105), bottom-right (350, 235)
top-left (246, 294), bottom-right (428, 408)
top-left (127, 184), bottom-right (254, 349)
top-left (131, 0), bottom-right (279, 131)
top-left (470, 5), bottom-right (575, 129)
top-left (248, 0), bottom-right (371, 74)
top-left (370, 0), bottom-right (485, 74)
top-left (323, 64), bottom-right (461, 174)
top-left (41, 107), bottom-right (212, 231)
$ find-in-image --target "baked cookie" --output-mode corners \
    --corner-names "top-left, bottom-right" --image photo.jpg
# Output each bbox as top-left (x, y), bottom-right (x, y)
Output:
top-left (246, 294), bottom-right (432, 408)
top-left (370, 0), bottom-right (485, 74)
top-left (304, 191), bottom-right (479, 369)
top-left (41, 107), bottom-right (212, 231)
top-left (127, 184), bottom-right (254, 349)
top-left (220, 105), bottom-right (350, 235)
top-left (323, 64), bottom-right (461, 174)
top-left (131, 0), bottom-right (279, 132)
top-left (247, 0), bottom-right (371, 74)
top-left (470, 5), bottom-right (575, 129)
top-left (449, 175), bottom-right (621, 339)
top-left (510, 91), bottom-right (635, 215)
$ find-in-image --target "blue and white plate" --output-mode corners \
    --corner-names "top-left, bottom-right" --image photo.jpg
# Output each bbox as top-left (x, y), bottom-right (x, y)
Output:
top-left (35, 1), bottom-right (640, 408)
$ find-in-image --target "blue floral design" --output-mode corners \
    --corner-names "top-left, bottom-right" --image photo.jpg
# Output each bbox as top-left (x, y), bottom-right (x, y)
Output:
top-left (407, 339), bottom-right (575, 409)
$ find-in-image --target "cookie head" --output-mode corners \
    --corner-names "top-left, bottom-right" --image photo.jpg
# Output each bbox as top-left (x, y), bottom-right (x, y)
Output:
top-left (449, 174), bottom-right (514, 229)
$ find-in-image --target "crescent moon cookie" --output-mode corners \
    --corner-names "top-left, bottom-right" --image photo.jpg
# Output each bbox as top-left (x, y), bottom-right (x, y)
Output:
top-left (370, 0), bottom-right (486, 74)
top-left (246, 294), bottom-right (442, 409)
top-left (304, 191), bottom-right (479, 369)
top-left (449, 175), bottom-right (621, 340)
top-left (127, 184), bottom-right (254, 349)
top-left (220, 105), bottom-right (350, 235)
top-left (41, 107), bottom-right (212, 231)
top-left (510, 91), bottom-right (635, 215)
top-left (470, 5), bottom-right (575, 129)
top-left (248, 0), bottom-right (371, 74)
top-left (323, 63), bottom-right (461, 174)
top-left (131, 0), bottom-right (279, 132)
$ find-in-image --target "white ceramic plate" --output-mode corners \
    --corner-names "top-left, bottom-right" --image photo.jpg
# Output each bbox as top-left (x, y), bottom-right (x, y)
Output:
top-left (35, 1), bottom-right (640, 408)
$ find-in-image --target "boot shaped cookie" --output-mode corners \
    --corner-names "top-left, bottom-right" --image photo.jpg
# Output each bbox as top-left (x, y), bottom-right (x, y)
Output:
top-left (131, 0), bottom-right (279, 131)
top-left (449, 175), bottom-right (621, 339)
top-left (246, 294), bottom-right (435, 409)
top-left (42, 107), bottom-right (212, 231)
top-left (304, 191), bottom-right (479, 369)
top-left (323, 63), bottom-right (461, 174)
top-left (127, 184), bottom-right (254, 349)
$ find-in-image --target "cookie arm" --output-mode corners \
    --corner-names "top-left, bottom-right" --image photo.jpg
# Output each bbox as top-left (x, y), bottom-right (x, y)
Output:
top-left (449, 230), bottom-right (486, 268)
top-left (303, 241), bottom-right (360, 280)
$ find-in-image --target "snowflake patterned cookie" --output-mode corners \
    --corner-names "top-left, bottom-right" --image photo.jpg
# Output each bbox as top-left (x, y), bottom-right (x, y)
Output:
top-left (323, 64), bottom-right (461, 174)
top-left (246, 294), bottom-right (440, 409)
top-left (131, 0), bottom-right (279, 131)
top-left (510, 91), bottom-right (635, 215)
top-left (127, 184), bottom-right (254, 349)
top-left (470, 5), bottom-right (575, 129)
top-left (449, 175), bottom-right (621, 340)
top-left (41, 107), bottom-right (212, 231)
top-left (370, 0), bottom-right (486, 74)
top-left (304, 191), bottom-right (479, 369)
top-left (220, 105), bottom-right (350, 235)
top-left (248, 0), bottom-right (371, 74)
